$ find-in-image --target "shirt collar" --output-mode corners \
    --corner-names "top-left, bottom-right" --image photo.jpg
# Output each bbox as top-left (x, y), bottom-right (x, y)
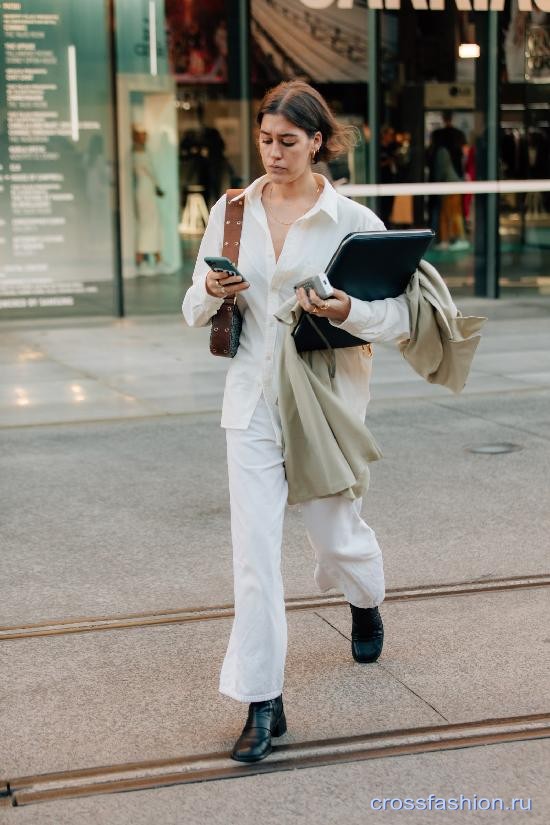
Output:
top-left (230, 174), bottom-right (339, 223)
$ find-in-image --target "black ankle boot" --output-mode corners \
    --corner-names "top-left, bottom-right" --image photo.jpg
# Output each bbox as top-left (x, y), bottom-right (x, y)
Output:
top-left (231, 695), bottom-right (287, 763)
top-left (350, 604), bottom-right (384, 663)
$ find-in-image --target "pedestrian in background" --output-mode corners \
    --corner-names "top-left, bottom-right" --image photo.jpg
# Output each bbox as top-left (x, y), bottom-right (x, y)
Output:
top-left (182, 81), bottom-right (411, 763)
top-left (379, 125), bottom-right (399, 226)
top-left (427, 111), bottom-right (469, 250)
top-left (434, 143), bottom-right (469, 250)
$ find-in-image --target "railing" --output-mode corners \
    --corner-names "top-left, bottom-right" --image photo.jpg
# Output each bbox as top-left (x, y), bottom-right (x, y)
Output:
top-left (337, 179), bottom-right (550, 196)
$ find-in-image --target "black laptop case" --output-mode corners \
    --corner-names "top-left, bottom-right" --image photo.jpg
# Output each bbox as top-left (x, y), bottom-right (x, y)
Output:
top-left (292, 229), bottom-right (434, 352)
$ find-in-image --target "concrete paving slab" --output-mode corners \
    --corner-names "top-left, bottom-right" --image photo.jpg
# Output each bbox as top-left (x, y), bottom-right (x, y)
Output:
top-left (146, 392), bottom-right (224, 415)
top-left (433, 389), bottom-right (550, 440)
top-left (0, 413), bottom-right (276, 625)
top-left (471, 350), bottom-right (550, 375)
top-left (1, 313), bottom-right (550, 429)
top-left (2, 739), bottom-right (547, 824)
top-left (0, 394), bottom-right (157, 427)
top-left (0, 378), bottom-right (145, 407)
top-left (478, 331), bottom-right (550, 355)
top-left (318, 588), bottom-right (550, 723)
top-left (104, 370), bottom-right (228, 397)
top-left (459, 296), bottom-right (550, 320)
top-left (365, 396), bottom-right (550, 592)
top-left (2, 393), bottom-right (549, 625)
top-left (0, 611), bottom-right (442, 778)
top-left (0, 361), bottom-right (85, 386)
top-left (518, 371), bottom-right (550, 385)
top-left (371, 374), bottom-right (540, 401)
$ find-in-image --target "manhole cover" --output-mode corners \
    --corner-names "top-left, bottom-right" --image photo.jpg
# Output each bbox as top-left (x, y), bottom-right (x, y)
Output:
top-left (467, 443), bottom-right (523, 455)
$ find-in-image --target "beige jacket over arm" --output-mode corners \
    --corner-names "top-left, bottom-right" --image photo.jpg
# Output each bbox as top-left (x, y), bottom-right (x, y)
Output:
top-left (400, 259), bottom-right (487, 393)
top-left (275, 259), bottom-right (486, 505)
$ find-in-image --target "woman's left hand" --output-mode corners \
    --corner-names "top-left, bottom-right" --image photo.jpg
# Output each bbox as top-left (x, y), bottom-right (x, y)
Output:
top-left (295, 286), bottom-right (351, 323)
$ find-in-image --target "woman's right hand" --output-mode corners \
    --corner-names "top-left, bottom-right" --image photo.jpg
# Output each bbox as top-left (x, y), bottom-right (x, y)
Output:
top-left (205, 270), bottom-right (250, 298)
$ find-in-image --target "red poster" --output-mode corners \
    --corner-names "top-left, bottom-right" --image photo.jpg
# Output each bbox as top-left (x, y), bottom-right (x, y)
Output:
top-left (165, 0), bottom-right (228, 83)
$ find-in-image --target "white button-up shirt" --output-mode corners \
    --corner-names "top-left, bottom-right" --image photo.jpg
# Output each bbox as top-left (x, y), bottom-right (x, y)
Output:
top-left (182, 175), bottom-right (410, 437)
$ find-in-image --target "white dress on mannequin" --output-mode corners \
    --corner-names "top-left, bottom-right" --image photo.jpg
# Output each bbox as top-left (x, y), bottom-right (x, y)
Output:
top-left (133, 150), bottom-right (161, 253)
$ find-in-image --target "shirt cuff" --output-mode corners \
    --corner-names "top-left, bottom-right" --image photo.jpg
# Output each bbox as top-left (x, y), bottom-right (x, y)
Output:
top-left (329, 296), bottom-right (371, 333)
top-left (199, 278), bottom-right (225, 310)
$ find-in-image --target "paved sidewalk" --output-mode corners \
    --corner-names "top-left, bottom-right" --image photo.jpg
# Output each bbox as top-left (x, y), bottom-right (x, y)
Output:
top-left (1, 297), bottom-right (550, 428)
top-left (1, 298), bottom-right (550, 822)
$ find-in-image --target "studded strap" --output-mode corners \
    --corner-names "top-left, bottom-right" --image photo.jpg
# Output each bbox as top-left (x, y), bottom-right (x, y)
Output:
top-left (221, 188), bottom-right (245, 281)
top-left (209, 189), bottom-right (245, 358)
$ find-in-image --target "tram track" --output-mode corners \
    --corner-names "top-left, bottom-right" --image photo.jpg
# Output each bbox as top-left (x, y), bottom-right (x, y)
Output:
top-left (2, 713), bottom-right (549, 807)
top-left (1, 574), bottom-right (549, 641)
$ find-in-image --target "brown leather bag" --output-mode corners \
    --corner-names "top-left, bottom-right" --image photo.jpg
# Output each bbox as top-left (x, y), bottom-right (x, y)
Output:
top-left (209, 189), bottom-right (245, 358)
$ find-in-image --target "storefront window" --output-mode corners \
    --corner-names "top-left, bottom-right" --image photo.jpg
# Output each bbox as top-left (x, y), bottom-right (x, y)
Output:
top-left (2, 2), bottom-right (549, 321)
top-left (0, 0), bottom-right (117, 319)
top-left (117, 0), bottom-right (246, 315)
top-left (250, 0), bottom-right (369, 184)
top-left (376, 6), bottom-right (488, 295)
top-left (499, 1), bottom-right (550, 296)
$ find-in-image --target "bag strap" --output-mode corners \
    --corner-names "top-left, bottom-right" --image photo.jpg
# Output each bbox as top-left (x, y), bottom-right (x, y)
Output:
top-left (220, 189), bottom-right (245, 305)
top-left (303, 314), bottom-right (336, 378)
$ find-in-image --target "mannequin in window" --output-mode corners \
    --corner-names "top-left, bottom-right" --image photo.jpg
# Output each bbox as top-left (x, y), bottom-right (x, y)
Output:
top-left (132, 125), bottom-right (164, 275)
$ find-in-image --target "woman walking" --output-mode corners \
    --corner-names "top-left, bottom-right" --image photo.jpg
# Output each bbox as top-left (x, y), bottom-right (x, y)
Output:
top-left (182, 81), bottom-right (411, 763)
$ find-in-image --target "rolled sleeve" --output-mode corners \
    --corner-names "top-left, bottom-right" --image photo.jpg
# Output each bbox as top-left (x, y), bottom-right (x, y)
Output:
top-left (329, 293), bottom-right (410, 343)
top-left (181, 197), bottom-right (226, 327)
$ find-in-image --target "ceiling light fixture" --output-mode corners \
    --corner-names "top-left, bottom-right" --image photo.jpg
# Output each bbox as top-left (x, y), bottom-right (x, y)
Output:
top-left (459, 43), bottom-right (481, 59)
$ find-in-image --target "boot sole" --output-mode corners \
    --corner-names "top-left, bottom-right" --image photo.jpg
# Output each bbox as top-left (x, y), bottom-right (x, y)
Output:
top-left (230, 745), bottom-right (272, 763)
top-left (352, 652), bottom-right (382, 663)
top-left (352, 640), bottom-right (384, 663)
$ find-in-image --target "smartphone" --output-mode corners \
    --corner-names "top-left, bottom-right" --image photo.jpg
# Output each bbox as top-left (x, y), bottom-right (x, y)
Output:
top-left (294, 272), bottom-right (334, 300)
top-left (204, 256), bottom-right (248, 284)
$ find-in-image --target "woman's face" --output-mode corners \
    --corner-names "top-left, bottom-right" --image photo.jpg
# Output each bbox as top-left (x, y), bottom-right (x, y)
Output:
top-left (259, 113), bottom-right (321, 184)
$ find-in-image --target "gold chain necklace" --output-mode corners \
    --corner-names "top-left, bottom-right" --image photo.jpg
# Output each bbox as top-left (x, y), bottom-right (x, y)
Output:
top-left (264, 182), bottom-right (321, 226)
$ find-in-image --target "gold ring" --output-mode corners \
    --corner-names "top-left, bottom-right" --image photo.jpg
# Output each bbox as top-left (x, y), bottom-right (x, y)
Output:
top-left (310, 306), bottom-right (318, 314)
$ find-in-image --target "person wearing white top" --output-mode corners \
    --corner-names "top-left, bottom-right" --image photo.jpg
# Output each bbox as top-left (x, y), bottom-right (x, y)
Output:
top-left (182, 81), bottom-right (410, 763)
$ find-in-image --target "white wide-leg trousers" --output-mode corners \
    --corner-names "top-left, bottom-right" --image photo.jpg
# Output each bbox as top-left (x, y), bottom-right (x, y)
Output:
top-left (219, 395), bottom-right (385, 703)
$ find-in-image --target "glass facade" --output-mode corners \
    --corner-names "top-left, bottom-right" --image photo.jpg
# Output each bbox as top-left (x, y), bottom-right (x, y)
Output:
top-left (115, 0), bottom-right (249, 315)
top-left (0, 0), bottom-right (117, 320)
top-left (499, 2), bottom-right (550, 296)
top-left (1, 0), bottom-right (549, 320)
